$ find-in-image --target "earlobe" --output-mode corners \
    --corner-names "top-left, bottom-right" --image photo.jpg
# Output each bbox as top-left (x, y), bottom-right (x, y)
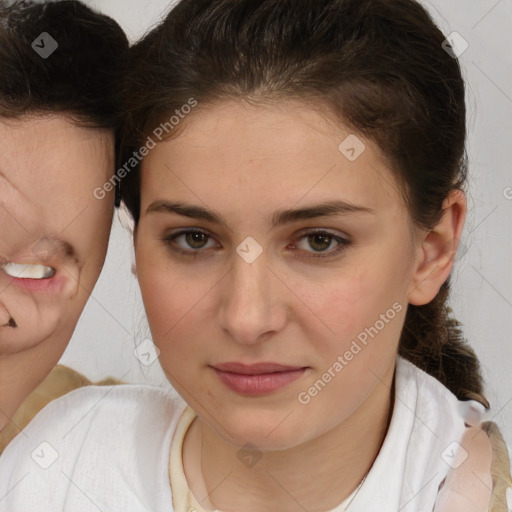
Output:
top-left (407, 189), bottom-right (467, 306)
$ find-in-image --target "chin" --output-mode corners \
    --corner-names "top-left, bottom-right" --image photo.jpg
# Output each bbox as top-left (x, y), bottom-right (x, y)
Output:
top-left (207, 405), bottom-right (313, 452)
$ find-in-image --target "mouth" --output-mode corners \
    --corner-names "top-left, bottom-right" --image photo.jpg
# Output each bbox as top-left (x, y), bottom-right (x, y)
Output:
top-left (2, 262), bottom-right (56, 279)
top-left (0, 261), bottom-right (65, 293)
top-left (211, 362), bottom-right (308, 395)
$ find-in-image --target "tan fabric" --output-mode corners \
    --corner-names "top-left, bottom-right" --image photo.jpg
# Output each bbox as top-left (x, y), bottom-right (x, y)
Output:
top-left (169, 406), bottom-right (209, 511)
top-left (482, 421), bottom-right (512, 512)
top-left (0, 365), bottom-right (119, 453)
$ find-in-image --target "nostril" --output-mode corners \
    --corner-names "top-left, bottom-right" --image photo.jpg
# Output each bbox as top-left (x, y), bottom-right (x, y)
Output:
top-left (5, 317), bottom-right (17, 328)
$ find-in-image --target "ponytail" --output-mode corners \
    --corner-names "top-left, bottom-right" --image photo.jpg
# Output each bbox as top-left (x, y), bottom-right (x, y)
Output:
top-left (399, 278), bottom-right (489, 408)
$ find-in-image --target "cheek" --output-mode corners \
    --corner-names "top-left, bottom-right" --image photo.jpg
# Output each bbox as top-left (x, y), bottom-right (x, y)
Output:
top-left (293, 267), bottom-right (406, 429)
top-left (135, 249), bottom-right (209, 348)
top-left (137, 268), bottom-right (173, 338)
top-left (137, 269), bottom-right (213, 387)
top-left (303, 257), bottom-right (407, 360)
top-left (72, 199), bottom-right (113, 268)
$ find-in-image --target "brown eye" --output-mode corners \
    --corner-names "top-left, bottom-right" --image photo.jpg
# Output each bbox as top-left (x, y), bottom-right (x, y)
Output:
top-left (307, 233), bottom-right (334, 252)
top-left (162, 229), bottom-right (218, 255)
top-left (184, 231), bottom-right (209, 249)
top-left (292, 230), bottom-right (352, 258)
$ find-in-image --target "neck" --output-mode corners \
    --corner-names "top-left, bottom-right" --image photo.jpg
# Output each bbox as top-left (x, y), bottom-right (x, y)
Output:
top-left (0, 357), bottom-right (26, 432)
top-left (184, 364), bottom-right (396, 512)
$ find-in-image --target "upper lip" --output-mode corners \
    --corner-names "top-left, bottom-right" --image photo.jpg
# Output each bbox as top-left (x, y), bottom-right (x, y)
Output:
top-left (212, 362), bottom-right (306, 375)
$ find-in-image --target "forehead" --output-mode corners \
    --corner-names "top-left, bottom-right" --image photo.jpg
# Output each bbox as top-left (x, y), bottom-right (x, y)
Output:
top-left (0, 114), bottom-right (114, 232)
top-left (1, 114), bottom-right (112, 179)
top-left (140, 99), bottom-right (404, 220)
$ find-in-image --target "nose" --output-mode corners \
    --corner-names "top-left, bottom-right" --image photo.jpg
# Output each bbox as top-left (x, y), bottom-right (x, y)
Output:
top-left (218, 249), bottom-right (287, 345)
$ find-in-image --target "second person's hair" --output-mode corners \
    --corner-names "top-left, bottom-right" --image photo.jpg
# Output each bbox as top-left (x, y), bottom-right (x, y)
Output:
top-left (0, 0), bottom-right (128, 128)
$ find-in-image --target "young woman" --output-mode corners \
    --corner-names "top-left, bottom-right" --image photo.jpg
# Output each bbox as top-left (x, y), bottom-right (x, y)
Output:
top-left (0, 0), bottom-right (510, 511)
top-left (0, 0), bottom-right (127, 443)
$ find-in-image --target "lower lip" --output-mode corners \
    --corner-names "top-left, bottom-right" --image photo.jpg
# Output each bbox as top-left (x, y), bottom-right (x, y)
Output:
top-left (6, 274), bottom-right (66, 293)
top-left (213, 368), bottom-right (307, 395)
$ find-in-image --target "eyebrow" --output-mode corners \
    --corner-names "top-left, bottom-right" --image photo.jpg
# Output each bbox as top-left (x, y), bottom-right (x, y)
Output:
top-left (146, 200), bottom-right (375, 229)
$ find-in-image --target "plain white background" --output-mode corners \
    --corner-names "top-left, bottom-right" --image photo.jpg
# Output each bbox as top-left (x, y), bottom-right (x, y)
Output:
top-left (59, 0), bottom-right (512, 451)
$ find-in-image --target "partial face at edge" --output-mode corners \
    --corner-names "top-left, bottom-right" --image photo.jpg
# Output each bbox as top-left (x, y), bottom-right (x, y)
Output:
top-left (0, 115), bottom-right (115, 356)
top-left (135, 99), bottom-right (422, 450)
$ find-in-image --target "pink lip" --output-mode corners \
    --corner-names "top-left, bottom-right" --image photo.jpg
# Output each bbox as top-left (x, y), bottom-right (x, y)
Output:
top-left (5, 273), bottom-right (67, 293)
top-left (212, 362), bottom-right (307, 395)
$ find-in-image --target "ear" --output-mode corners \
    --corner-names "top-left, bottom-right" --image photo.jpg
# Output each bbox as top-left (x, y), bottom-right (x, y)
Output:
top-left (407, 189), bottom-right (467, 306)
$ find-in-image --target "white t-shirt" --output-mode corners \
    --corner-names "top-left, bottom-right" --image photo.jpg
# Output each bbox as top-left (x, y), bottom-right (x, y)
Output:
top-left (0, 356), bottom-right (491, 512)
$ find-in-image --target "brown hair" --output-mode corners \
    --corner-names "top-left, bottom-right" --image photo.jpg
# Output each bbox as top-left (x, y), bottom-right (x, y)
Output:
top-left (0, 0), bottom-right (128, 129)
top-left (119, 0), bottom-right (511, 506)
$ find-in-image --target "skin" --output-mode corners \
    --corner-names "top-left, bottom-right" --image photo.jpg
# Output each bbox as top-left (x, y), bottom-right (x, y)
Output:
top-left (0, 114), bottom-right (114, 432)
top-left (134, 99), bottom-right (467, 512)
top-left (434, 426), bottom-right (493, 511)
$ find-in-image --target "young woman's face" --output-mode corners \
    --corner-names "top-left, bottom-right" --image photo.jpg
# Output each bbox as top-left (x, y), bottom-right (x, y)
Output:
top-left (135, 99), bottom-right (421, 450)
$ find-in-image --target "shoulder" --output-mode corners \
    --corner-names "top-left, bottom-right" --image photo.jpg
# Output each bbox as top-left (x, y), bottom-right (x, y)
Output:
top-left (0, 384), bottom-right (185, 508)
top-left (433, 426), bottom-right (494, 511)
top-left (396, 355), bottom-right (459, 400)
top-left (396, 356), bottom-right (490, 458)
top-left (396, 357), bottom-right (502, 511)
top-left (17, 382), bottom-right (184, 433)
top-left (396, 355), bottom-right (487, 425)
top-left (5, 383), bottom-right (185, 446)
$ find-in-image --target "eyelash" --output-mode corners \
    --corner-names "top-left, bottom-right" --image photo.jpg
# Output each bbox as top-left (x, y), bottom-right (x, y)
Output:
top-left (161, 228), bottom-right (352, 259)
